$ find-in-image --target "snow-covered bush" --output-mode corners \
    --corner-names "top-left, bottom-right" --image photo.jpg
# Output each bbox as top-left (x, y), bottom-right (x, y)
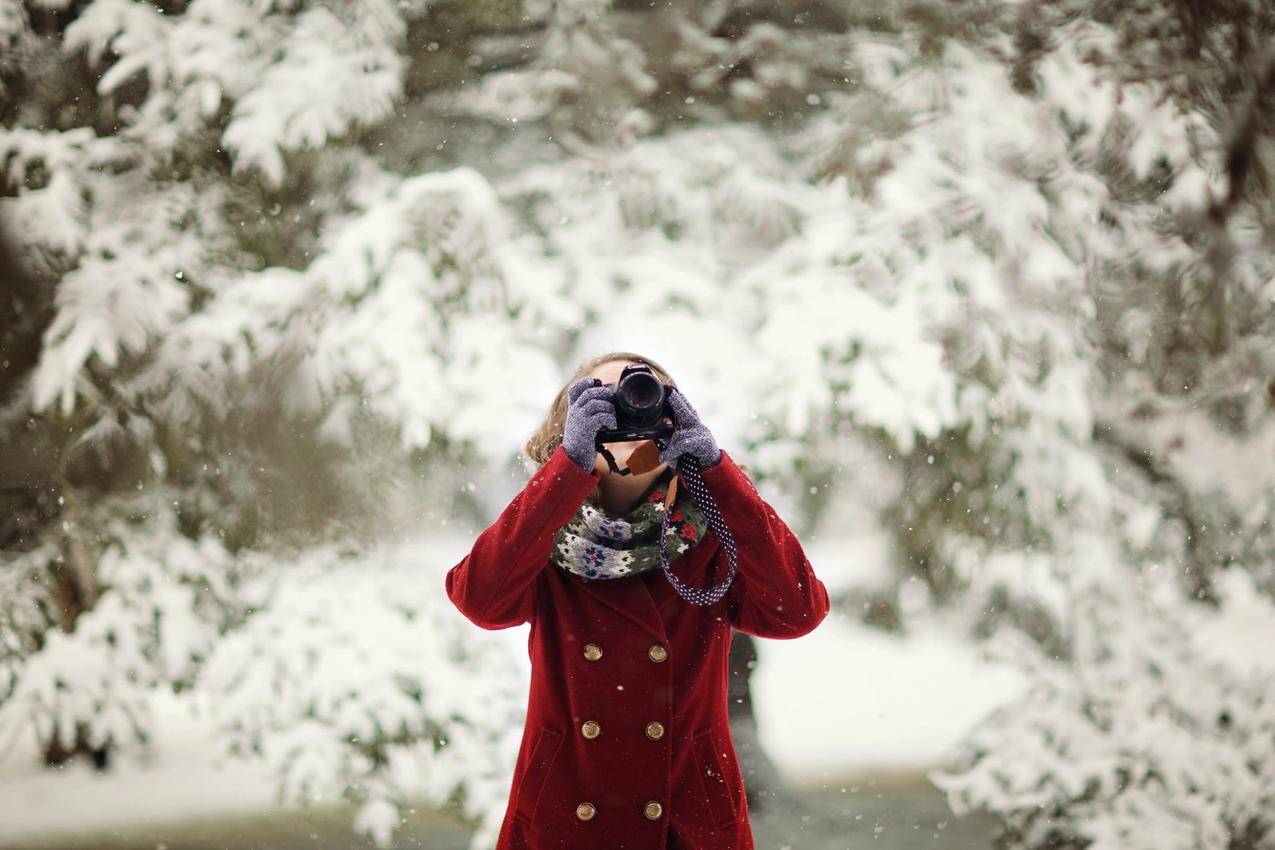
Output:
top-left (195, 538), bottom-right (529, 848)
top-left (0, 502), bottom-right (245, 758)
top-left (933, 565), bottom-right (1275, 850)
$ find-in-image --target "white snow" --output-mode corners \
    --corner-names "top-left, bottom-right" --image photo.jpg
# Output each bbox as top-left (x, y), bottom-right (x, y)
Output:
top-left (755, 610), bottom-right (1028, 783)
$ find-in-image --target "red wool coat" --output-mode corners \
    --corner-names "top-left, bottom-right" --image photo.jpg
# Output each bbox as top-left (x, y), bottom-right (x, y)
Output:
top-left (445, 443), bottom-right (831, 850)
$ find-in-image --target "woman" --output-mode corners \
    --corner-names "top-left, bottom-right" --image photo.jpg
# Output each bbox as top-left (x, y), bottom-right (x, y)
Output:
top-left (445, 351), bottom-right (830, 850)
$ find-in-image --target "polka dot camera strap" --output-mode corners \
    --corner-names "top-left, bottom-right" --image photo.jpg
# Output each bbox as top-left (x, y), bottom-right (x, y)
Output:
top-left (658, 455), bottom-right (737, 606)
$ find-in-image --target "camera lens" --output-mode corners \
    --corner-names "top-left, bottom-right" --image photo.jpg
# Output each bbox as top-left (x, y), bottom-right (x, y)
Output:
top-left (619, 372), bottom-right (661, 412)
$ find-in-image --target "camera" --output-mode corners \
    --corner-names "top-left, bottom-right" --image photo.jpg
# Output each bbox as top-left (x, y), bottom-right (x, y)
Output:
top-left (594, 363), bottom-right (676, 449)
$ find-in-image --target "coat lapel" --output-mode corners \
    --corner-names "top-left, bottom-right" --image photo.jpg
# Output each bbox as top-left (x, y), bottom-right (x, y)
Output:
top-left (574, 572), bottom-right (667, 643)
top-left (569, 527), bottom-right (723, 640)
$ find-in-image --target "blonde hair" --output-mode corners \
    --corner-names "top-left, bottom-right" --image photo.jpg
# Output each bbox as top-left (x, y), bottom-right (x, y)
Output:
top-left (525, 352), bottom-right (680, 468)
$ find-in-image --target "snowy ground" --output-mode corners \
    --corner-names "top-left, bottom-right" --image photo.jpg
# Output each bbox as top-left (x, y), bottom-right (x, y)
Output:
top-left (754, 609), bottom-right (1025, 783)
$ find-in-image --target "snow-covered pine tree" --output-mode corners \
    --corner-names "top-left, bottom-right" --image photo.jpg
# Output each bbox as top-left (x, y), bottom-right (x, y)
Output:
top-left (909, 4), bottom-right (1275, 846)
top-left (1, 0), bottom-right (559, 837)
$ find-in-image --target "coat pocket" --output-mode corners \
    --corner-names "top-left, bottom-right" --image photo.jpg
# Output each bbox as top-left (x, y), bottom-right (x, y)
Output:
top-left (514, 725), bottom-right (564, 824)
top-left (691, 728), bottom-right (737, 829)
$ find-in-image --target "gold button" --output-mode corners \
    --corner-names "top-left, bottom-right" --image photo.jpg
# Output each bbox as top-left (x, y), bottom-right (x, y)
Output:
top-left (581, 720), bottom-right (601, 739)
top-left (648, 644), bottom-right (668, 662)
top-left (645, 721), bottom-right (664, 740)
top-left (644, 800), bottom-right (663, 820)
top-left (583, 643), bottom-right (603, 661)
top-left (576, 802), bottom-right (596, 821)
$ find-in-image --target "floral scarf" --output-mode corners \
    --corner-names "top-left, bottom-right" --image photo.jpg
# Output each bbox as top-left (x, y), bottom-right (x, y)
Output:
top-left (551, 469), bottom-right (710, 581)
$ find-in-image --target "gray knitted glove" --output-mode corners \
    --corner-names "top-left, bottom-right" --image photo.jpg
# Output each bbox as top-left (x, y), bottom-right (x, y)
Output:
top-left (562, 376), bottom-right (618, 472)
top-left (658, 386), bottom-right (722, 469)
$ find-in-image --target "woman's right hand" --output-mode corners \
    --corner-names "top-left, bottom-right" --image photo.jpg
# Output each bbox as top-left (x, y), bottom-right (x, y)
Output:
top-left (562, 376), bottom-right (618, 472)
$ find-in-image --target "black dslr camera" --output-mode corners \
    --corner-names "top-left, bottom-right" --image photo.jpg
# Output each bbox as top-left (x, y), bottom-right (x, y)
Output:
top-left (593, 363), bottom-right (677, 474)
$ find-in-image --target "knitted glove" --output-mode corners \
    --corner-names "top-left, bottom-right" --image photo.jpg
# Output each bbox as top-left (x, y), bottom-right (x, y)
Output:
top-left (658, 386), bottom-right (722, 469)
top-left (562, 376), bottom-right (618, 472)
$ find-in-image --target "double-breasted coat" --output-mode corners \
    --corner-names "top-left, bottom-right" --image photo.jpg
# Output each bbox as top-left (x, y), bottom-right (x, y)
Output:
top-left (445, 442), bottom-right (831, 850)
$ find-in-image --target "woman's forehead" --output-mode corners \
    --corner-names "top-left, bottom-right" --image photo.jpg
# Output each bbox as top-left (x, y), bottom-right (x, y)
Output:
top-left (588, 360), bottom-right (640, 382)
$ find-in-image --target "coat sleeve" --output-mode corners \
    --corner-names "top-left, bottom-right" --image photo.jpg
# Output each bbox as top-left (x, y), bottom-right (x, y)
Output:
top-left (698, 449), bottom-right (831, 639)
top-left (445, 443), bottom-right (601, 630)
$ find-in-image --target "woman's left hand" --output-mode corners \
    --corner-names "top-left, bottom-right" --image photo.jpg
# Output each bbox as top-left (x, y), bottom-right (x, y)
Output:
top-left (658, 387), bottom-right (722, 469)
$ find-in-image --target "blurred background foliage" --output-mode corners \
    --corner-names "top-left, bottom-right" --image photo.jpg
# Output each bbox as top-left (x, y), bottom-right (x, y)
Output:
top-left (2, 0), bottom-right (1274, 847)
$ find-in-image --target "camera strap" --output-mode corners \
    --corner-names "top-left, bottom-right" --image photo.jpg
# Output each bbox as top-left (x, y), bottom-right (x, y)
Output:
top-left (596, 444), bottom-right (631, 476)
top-left (657, 454), bottom-right (737, 606)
